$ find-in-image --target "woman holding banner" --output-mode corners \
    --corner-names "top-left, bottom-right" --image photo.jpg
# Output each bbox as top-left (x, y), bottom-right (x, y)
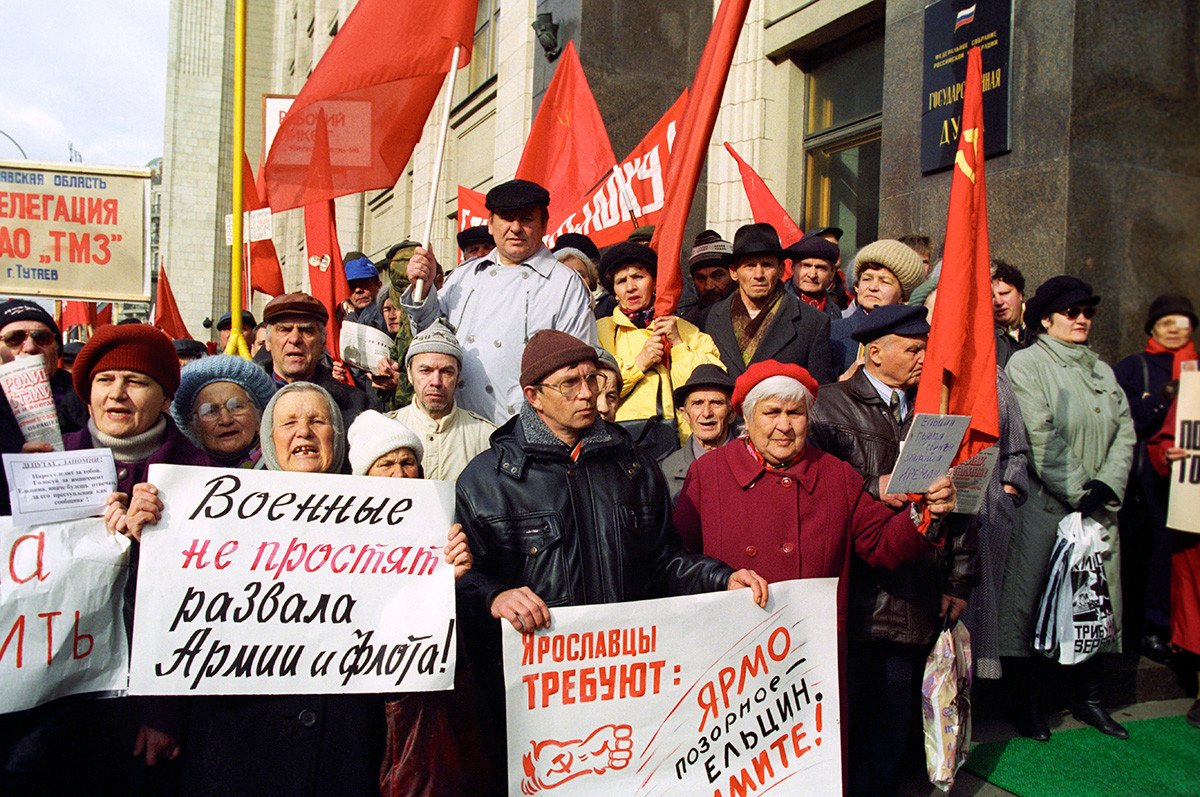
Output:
top-left (171, 354), bottom-right (277, 467)
top-left (1001, 276), bottom-right (1136, 740)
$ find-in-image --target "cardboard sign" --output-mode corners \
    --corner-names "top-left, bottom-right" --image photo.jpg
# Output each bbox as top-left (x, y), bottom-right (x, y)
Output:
top-left (339, 320), bottom-right (394, 372)
top-left (889, 414), bottom-right (971, 494)
top-left (129, 465), bottom-right (457, 695)
top-left (0, 517), bottom-right (131, 714)
top-left (503, 579), bottom-right (841, 796)
top-left (0, 159), bottom-right (150, 301)
top-left (1169, 370), bottom-right (1200, 533)
top-left (3, 449), bottom-right (116, 528)
top-left (950, 445), bottom-right (999, 515)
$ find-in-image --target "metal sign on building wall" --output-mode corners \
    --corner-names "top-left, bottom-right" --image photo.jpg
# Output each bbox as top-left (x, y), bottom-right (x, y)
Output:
top-left (921, 0), bottom-right (1012, 174)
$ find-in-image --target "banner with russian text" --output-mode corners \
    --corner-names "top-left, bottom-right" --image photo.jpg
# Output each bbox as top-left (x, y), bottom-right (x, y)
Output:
top-left (129, 465), bottom-right (456, 695)
top-left (503, 578), bottom-right (840, 796)
top-left (0, 159), bottom-right (150, 301)
top-left (0, 517), bottom-right (131, 714)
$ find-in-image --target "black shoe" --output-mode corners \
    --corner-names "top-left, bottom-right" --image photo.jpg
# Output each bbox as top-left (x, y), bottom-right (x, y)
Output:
top-left (1141, 633), bottom-right (1172, 664)
top-left (1013, 701), bottom-right (1051, 741)
top-left (1070, 700), bottom-right (1130, 739)
top-left (1188, 699), bottom-right (1200, 729)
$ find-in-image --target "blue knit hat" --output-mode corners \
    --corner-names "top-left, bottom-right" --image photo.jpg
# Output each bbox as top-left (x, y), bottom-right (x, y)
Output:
top-left (171, 354), bottom-right (277, 431)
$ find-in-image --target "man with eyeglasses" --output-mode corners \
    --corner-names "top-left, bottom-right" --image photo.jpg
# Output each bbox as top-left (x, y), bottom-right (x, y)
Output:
top-left (455, 329), bottom-right (769, 780)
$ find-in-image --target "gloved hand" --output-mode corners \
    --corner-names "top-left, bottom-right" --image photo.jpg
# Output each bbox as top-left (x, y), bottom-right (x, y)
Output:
top-left (1077, 479), bottom-right (1117, 517)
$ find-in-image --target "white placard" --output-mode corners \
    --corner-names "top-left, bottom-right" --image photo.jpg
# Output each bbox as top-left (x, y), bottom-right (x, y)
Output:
top-left (950, 445), bottom-right (999, 515)
top-left (888, 414), bottom-right (971, 494)
top-left (0, 355), bottom-right (64, 450)
top-left (339, 321), bottom-right (393, 372)
top-left (503, 579), bottom-right (841, 796)
top-left (129, 465), bottom-right (457, 695)
top-left (224, 207), bottom-right (273, 245)
top-left (1169, 370), bottom-right (1200, 533)
top-left (3, 449), bottom-right (116, 528)
top-left (0, 517), bottom-right (131, 714)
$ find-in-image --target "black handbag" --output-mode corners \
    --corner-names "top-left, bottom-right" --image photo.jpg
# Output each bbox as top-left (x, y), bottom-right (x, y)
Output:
top-left (618, 381), bottom-right (680, 459)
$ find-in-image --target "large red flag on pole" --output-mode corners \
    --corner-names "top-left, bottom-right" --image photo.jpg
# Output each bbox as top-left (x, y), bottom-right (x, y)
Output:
top-left (242, 154), bottom-right (285, 298)
top-left (724, 141), bottom-right (803, 279)
top-left (651, 0), bottom-right (752, 318)
top-left (263, 0), bottom-right (478, 211)
top-left (914, 46), bottom-right (999, 461)
top-left (305, 199), bottom-right (348, 362)
top-left (515, 40), bottom-right (617, 228)
top-left (61, 301), bottom-right (97, 331)
top-left (153, 264), bottom-right (191, 340)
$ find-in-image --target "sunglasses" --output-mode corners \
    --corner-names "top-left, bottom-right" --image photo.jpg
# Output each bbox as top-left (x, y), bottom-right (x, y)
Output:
top-left (1, 329), bottom-right (55, 348)
top-left (1060, 306), bottom-right (1097, 320)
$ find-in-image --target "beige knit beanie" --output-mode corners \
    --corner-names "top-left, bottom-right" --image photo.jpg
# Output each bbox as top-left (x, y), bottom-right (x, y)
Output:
top-left (852, 239), bottom-right (927, 301)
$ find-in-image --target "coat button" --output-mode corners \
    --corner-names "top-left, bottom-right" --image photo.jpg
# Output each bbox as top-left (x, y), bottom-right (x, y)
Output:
top-left (529, 546), bottom-right (539, 555)
top-left (298, 709), bottom-right (316, 727)
top-left (118, 468), bottom-right (129, 481)
top-left (782, 543), bottom-right (795, 554)
top-left (745, 545), bottom-right (757, 557)
top-left (466, 335), bottom-right (476, 343)
top-left (494, 340), bottom-right (502, 348)
top-left (485, 385), bottom-right (493, 394)
top-left (781, 477), bottom-right (792, 486)
top-left (1094, 407), bottom-right (1101, 413)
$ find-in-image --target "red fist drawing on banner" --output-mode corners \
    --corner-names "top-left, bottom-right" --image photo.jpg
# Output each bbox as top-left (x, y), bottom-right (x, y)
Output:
top-left (520, 724), bottom-right (634, 794)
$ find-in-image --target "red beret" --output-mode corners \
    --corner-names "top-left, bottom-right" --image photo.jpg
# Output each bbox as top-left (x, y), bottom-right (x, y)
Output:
top-left (72, 323), bottom-right (180, 401)
top-left (731, 360), bottom-right (818, 415)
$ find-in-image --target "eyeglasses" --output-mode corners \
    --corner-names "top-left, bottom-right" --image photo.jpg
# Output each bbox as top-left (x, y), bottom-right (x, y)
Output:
top-left (1, 329), bottom-right (55, 348)
top-left (196, 396), bottom-right (255, 421)
top-left (1061, 306), bottom-right (1097, 320)
top-left (538, 373), bottom-right (601, 400)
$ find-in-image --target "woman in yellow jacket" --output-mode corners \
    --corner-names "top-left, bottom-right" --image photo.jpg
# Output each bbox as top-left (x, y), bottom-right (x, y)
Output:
top-left (596, 242), bottom-right (726, 449)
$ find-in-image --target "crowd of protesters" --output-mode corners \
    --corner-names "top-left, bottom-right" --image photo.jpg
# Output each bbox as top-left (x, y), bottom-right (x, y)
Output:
top-left (0, 176), bottom-right (1196, 796)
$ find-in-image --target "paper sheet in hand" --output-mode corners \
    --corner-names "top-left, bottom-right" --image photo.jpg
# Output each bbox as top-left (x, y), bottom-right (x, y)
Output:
top-left (3, 449), bottom-right (117, 527)
top-left (950, 445), bottom-right (999, 515)
top-left (887, 414), bottom-right (970, 494)
top-left (0, 356), bottom-right (63, 450)
top-left (339, 321), bottom-right (393, 371)
top-left (1169, 371), bottom-right (1200, 533)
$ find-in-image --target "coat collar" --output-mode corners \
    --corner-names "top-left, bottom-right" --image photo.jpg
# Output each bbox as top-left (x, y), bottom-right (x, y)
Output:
top-left (725, 436), bottom-right (820, 493)
top-left (473, 245), bottom-right (557, 279)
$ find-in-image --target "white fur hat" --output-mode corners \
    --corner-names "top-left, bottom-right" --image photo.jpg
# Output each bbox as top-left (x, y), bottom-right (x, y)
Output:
top-left (347, 410), bottom-right (424, 476)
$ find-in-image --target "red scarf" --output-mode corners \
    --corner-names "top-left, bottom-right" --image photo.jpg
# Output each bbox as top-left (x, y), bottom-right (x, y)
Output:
top-left (798, 291), bottom-right (826, 312)
top-left (1145, 337), bottom-right (1198, 379)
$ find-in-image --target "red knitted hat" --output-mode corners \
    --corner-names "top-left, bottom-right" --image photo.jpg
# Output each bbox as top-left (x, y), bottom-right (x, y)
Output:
top-left (731, 360), bottom-right (819, 415)
top-left (73, 324), bottom-right (181, 401)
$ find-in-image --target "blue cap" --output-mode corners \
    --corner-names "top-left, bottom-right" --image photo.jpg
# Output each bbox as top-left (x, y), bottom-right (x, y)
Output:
top-left (850, 305), bottom-right (930, 344)
top-left (344, 256), bottom-right (379, 282)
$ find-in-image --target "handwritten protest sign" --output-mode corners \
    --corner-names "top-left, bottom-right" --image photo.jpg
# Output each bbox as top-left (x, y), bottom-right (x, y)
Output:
top-left (0, 355), bottom-right (64, 450)
top-left (339, 321), bottom-right (394, 372)
top-left (129, 464), bottom-right (457, 695)
top-left (0, 517), bottom-right (131, 714)
top-left (503, 579), bottom-right (840, 796)
top-left (950, 445), bottom-right (999, 515)
top-left (3, 449), bottom-right (116, 528)
top-left (888, 414), bottom-right (971, 494)
top-left (1169, 370), bottom-right (1200, 534)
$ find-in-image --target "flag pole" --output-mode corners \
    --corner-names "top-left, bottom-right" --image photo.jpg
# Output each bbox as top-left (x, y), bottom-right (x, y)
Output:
top-left (413, 44), bottom-right (463, 304)
top-left (225, 0), bottom-right (251, 358)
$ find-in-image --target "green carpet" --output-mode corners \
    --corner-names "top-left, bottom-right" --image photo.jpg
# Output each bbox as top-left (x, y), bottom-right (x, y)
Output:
top-left (964, 716), bottom-right (1200, 797)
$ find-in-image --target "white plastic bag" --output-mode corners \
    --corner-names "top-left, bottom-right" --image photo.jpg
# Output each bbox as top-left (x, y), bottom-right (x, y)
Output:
top-left (922, 620), bottom-right (972, 792)
top-left (1032, 512), bottom-right (1115, 665)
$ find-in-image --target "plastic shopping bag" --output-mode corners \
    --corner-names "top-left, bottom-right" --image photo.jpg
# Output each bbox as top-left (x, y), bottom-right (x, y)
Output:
top-left (922, 620), bottom-right (972, 792)
top-left (1032, 512), bottom-right (1115, 665)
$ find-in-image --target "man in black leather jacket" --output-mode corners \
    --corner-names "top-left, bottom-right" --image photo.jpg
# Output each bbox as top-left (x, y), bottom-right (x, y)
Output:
top-left (455, 331), bottom-right (767, 782)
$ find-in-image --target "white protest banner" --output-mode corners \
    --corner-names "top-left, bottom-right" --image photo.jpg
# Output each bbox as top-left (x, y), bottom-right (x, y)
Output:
top-left (0, 517), bottom-right (131, 714)
top-left (950, 445), bottom-right (999, 515)
top-left (888, 414), bottom-right (971, 494)
top-left (224, 207), bottom-right (273, 245)
top-left (503, 579), bottom-right (840, 796)
top-left (0, 159), bottom-right (150, 301)
top-left (129, 464), bottom-right (457, 695)
top-left (1169, 370), bottom-right (1200, 533)
top-left (0, 355), bottom-right (64, 450)
top-left (339, 321), bottom-right (393, 372)
top-left (3, 449), bottom-right (116, 528)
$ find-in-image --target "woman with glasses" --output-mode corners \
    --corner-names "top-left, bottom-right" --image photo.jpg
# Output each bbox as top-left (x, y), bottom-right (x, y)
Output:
top-left (171, 354), bottom-right (277, 467)
top-left (1001, 276), bottom-right (1136, 740)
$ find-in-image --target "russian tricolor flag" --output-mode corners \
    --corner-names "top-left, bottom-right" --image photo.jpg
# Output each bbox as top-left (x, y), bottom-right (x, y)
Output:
top-left (955, 4), bottom-right (976, 31)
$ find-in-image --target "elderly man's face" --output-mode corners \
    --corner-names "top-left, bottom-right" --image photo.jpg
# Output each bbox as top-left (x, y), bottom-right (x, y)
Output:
top-left (271, 389), bottom-right (336, 473)
top-left (793, 258), bottom-right (836, 297)
top-left (89, 370), bottom-right (170, 439)
top-left (267, 315), bottom-right (325, 382)
top-left (462, 241), bottom-right (492, 261)
top-left (731, 256), bottom-right (783, 304)
top-left (867, 334), bottom-right (927, 389)
top-left (348, 277), bottom-right (381, 310)
top-left (488, 207), bottom-right (547, 265)
top-left (525, 361), bottom-right (599, 443)
top-left (747, 396), bottom-right (807, 467)
top-left (683, 389), bottom-right (732, 448)
top-left (0, 321), bottom-right (58, 381)
top-left (408, 352), bottom-right (459, 418)
top-left (692, 264), bottom-right (734, 308)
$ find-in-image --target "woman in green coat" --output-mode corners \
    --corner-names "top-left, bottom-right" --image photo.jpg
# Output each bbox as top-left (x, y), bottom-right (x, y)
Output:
top-left (1001, 276), bottom-right (1136, 740)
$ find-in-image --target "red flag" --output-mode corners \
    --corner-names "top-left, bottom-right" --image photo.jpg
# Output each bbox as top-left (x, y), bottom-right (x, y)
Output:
top-left (515, 41), bottom-right (617, 227)
top-left (61, 301), bottom-right (97, 330)
top-left (651, 0), bottom-right (752, 317)
top-left (242, 154), bottom-right (286, 297)
top-left (153, 264), bottom-right (191, 340)
top-left (263, 0), bottom-right (478, 211)
top-left (457, 186), bottom-right (490, 262)
top-left (546, 91), bottom-right (688, 249)
top-left (304, 199), bottom-right (348, 361)
top-left (724, 141), bottom-right (803, 279)
top-left (96, 303), bottom-right (112, 328)
top-left (914, 46), bottom-right (999, 462)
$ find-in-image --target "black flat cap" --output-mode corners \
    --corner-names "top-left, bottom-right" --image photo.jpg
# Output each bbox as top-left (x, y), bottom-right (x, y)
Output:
top-left (672, 363), bottom-right (736, 407)
top-left (553, 232), bottom-right (600, 263)
top-left (485, 179), bottom-right (550, 213)
top-left (173, 339), bottom-right (209, 359)
top-left (727, 223), bottom-right (788, 265)
top-left (851, 304), bottom-right (931, 344)
top-left (805, 226), bottom-right (843, 241)
top-left (786, 235), bottom-right (840, 263)
top-left (1023, 276), bottom-right (1099, 330)
top-left (456, 225), bottom-right (492, 251)
top-left (217, 310), bottom-right (256, 331)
